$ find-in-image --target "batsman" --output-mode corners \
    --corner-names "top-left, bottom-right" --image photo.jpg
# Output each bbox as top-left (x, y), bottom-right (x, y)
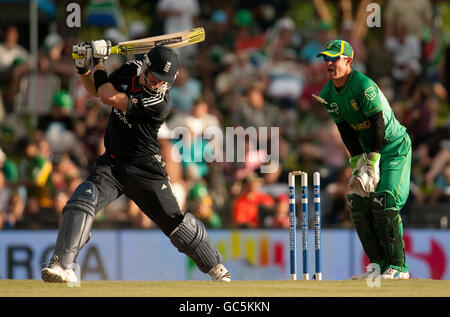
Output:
top-left (315, 40), bottom-right (410, 279)
top-left (41, 39), bottom-right (231, 283)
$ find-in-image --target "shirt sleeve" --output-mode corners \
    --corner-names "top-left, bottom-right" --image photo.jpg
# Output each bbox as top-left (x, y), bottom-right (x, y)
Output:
top-left (358, 78), bottom-right (383, 117)
top-left (108, 63), bottom-right (136, 92)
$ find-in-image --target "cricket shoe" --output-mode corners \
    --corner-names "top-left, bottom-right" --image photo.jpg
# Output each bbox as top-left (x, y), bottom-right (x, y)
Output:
top-left (41, 263), bottom-right (78, 283)
top-left (208, 263), bottom-right (231, 282)
top-left (380, 267), bottom-right (410, 280)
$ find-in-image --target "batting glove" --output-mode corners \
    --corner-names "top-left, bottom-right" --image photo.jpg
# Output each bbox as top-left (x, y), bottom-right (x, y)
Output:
top-left (73, 42), bottom-right (92, 74)
top-left (91, 39), bottom-right (111, 66)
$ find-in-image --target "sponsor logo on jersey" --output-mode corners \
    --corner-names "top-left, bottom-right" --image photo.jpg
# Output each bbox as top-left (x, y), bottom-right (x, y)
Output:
top-left (328, 102), bottom-right (340, 115)
top-left (350, 120), bottom-right (371, 131)
top-left (113, 108), bottom-right (132, 128)
top-left (364, 86), bottom-right (377, 101)
top-left (350, 99), bottom-right (359, 111)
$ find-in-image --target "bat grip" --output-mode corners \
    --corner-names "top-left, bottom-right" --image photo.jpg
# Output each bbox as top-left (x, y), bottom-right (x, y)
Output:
top-left (72, 46), bottom-right (119, 60)
top-left (72, 52), bottom-right (83, 60)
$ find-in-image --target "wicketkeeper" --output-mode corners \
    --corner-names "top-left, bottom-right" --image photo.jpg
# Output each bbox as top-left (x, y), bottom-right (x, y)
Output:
top-left (41, 40), bottom-right (231, 283)
top-left (314, 40), bottom-right (410, 279)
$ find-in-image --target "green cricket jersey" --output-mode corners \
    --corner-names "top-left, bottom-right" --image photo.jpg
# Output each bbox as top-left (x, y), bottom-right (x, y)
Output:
top-left (318, 70), bottom-right (406, 152)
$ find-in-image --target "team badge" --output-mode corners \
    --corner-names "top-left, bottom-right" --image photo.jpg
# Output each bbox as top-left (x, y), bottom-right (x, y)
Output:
top-left (364, 87), bottom-right (377, 101)
top-left (328, 102), bottom-right (340, 115)
top-left (164, 61), bottom-right (172, 73)
top-left (132, 97), bottom-right (138, 104)
top-left (350, 99), bottom-right (359, 111)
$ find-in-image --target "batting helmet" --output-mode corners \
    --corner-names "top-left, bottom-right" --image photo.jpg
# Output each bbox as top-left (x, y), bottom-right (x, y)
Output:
top-left (142, 46), bottom-right (180, 84)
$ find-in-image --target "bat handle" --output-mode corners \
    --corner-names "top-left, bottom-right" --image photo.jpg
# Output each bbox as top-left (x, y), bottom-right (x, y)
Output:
top-left (110, 46), bottom-right (120, 55)
top-left (72, 46), bottom-right (120, 60)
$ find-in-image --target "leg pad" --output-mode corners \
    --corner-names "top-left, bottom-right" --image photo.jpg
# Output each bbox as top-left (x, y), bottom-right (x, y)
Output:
top-left (170, 213), bottom-right (223, 273)
top-left (347, 194), bottom-right (386, 267)
top-left (52, 181), bottom-right (97, 268)
top-left (370, 191), bottom-right (406, 267)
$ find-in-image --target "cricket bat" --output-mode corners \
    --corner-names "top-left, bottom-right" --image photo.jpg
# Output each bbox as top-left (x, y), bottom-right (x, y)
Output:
top-left (72, 27), bottom-right (205, 59)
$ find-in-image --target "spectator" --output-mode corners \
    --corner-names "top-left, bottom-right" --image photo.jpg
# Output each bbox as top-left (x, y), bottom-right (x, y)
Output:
top-left (41, 33), bottom-right (75, 87)
top-left (299, 21), bottom-right (334, 64)
top-left (51, 190), bottom-right (68, 217)
top-left (51, 153), bottom-right (80, 193)
top-left (1, 190), bottom-right (25, 230)
top-left (17, 138), bottom-right (53, 210)
top-left (259, 164), bottom-right (288, 198)
top-left (0, 170), bottom-right (12, 212)
top-left (214, 52), bottom-right (258, 114)
top-left (339, 21), bottom-right (367, 74)
top-left (36, 90), bottom-right (76, 155)
top-left (0, 146), bottom-right (18, 183)
top-left (428, 165), bottom-right (450, 204)
top-left (385, 23), bottom-right (422, 98)
top-left (0, 25), bottom-right (31, 112)
top-left (366, 39), bottom-right (394, 84)
top-left (415, 125), bottom-right (450, 176)
top-left (404, 84), bottom-right (440, 147)
top-left (232, 173), bottom-right (275, 228)
top-left (186, 182), bottom-right (222, 228)
top-left (261, 48), bottom-right (305, 141)
top-left (156, 0), bottom-right (200, 64)
top-left (231, 136), bottom-right (267, 181)
top-left (324, 166), bottom-right (353, 227)
top-left (384, 0), bottom-right (433, 40)
top-left (424, 147), bottom-right (450, 188)
top-left (174, 117), bottom-right (213, 181)
top-left (81, 104), bottom-right (109, 169)
top-left (168, 96), bottom-right (221, 137)
top-left (157, 0), bottom-right (199, 35)
top-left (232, 81), bottom-right (281, 130)
top-left (169, 67), bottom-right (202, 113)
top-left (263, 194), bottom-right (290, 229)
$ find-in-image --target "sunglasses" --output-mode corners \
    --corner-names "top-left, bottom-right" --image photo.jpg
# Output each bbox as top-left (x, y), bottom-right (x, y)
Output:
top-left (323, 55), bottom-right (341, 62)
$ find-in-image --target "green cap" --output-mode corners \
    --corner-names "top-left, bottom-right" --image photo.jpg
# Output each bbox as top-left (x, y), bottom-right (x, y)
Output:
top-left (52, 90), bottom-right (73, 109)
top-left (234, 8), bottom-right (253, 27)
top-left (317, 40), bottom-right (354, 58)
top-left (188, 183), bottom-right (208, 200)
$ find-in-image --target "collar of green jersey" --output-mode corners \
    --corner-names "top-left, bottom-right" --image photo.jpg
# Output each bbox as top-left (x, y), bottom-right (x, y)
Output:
top-left (332, 70), bottom-right (354, 95)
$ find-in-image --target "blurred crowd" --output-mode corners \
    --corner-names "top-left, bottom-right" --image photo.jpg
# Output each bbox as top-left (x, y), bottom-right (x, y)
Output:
top-left (0, 0), bottom-right (449, 231)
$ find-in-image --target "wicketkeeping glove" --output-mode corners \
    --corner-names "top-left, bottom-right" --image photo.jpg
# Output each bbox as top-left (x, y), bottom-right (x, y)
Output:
top-left (72, 42), bottom-right (92, 74)
top-left (365, 152), bottom-right (381, 192)
top-left (348, 153), bottom-right (370, 197)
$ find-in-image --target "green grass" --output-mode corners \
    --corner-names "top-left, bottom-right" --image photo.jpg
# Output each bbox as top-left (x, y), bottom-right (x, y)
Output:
top-left (0, 279), bottom-right (449, 297)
